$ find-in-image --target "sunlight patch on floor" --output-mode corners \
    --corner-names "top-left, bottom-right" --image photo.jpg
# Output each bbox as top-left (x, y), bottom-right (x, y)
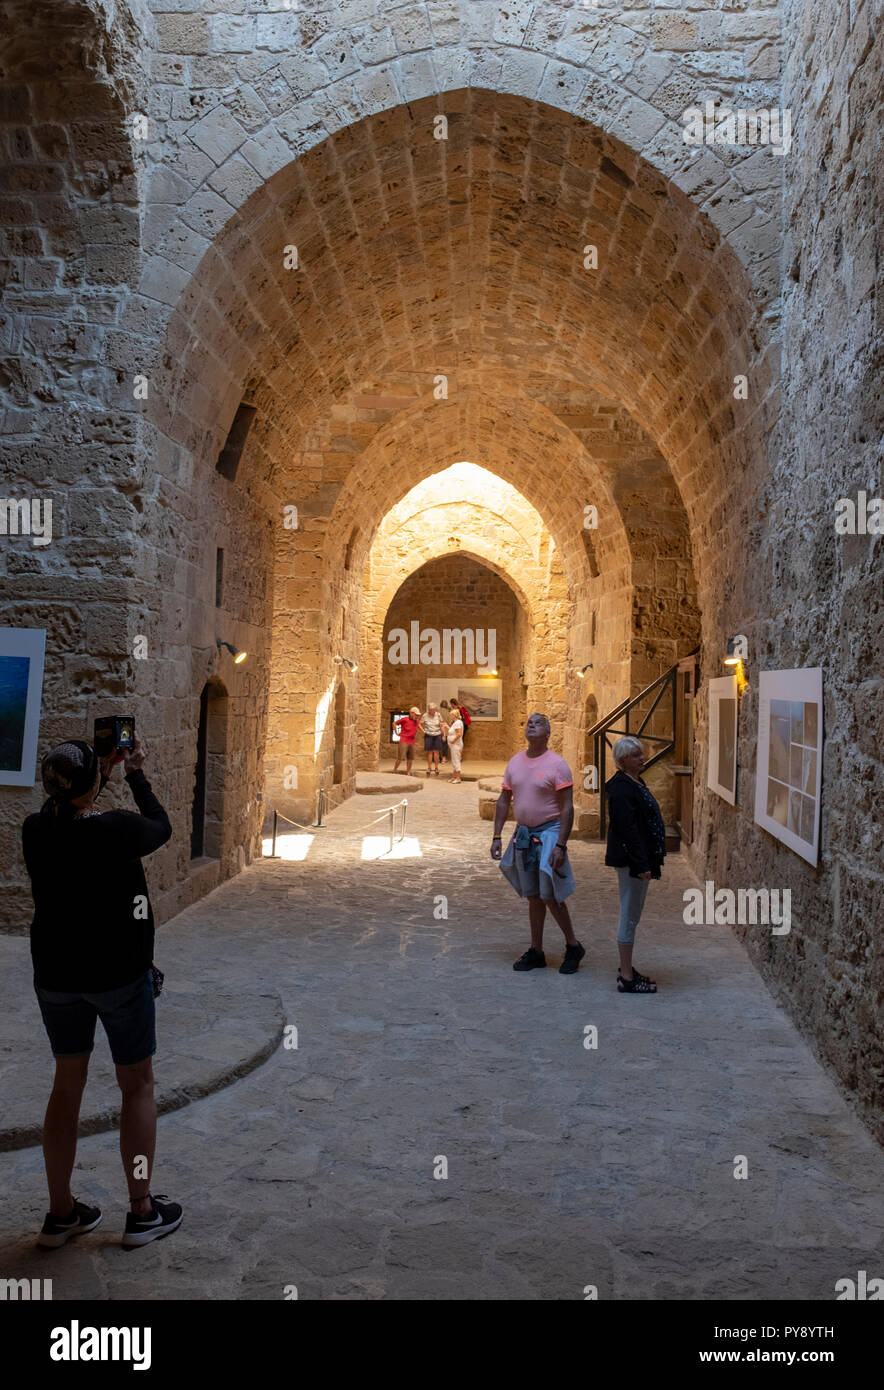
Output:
top-left (360, 835), bottom-right (423, 860)
top-left (262, 833), bottom-right (315, 860)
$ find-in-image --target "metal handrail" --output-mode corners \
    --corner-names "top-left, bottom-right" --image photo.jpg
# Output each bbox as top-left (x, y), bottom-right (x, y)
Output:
top-left (592, 656), bottom-right (696, 838)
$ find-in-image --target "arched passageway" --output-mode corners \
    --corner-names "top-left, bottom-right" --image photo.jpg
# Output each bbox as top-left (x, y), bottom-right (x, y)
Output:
top-left (3, 0), bottom-right (880, 1144)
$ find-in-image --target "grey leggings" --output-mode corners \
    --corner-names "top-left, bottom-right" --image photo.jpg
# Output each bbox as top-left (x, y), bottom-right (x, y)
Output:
top-left (616, 866), bottom-right (650, 945)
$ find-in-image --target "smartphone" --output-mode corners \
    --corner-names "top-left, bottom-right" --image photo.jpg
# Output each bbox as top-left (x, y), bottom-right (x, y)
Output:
top-left (94, 716), bottom-right (135, 756)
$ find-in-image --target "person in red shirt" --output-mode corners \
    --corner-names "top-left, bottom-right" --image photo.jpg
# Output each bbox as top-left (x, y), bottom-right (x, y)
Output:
top-left (393, 707), bottom-right (420, 774)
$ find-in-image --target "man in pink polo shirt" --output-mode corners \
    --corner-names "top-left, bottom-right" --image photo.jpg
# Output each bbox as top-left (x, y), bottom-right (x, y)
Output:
top-left (491, 712), bottom-right (585, 974)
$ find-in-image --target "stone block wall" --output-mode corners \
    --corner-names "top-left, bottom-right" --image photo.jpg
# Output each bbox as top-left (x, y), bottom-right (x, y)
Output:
top-left (685, 0), bottom-right (883, 1140)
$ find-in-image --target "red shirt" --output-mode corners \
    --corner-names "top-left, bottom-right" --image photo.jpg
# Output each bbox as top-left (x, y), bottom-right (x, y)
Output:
top-left (395, 715), bottom-right (418, 744)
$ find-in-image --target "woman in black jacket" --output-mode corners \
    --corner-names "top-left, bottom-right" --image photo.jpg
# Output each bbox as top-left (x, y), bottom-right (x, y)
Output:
top-left (22, 734), bottom-right (183, 1249)
top-left (604, 736), bottom-right (666, 993)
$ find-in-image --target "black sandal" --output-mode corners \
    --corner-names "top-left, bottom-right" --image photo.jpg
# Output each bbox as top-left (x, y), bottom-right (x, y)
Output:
top-left (617, 971), bottom-right (657, 993)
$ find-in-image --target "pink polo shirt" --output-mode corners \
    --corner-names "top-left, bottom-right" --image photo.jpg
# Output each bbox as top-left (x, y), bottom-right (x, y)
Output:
top-left (502, 749), bottom-right (573, 826)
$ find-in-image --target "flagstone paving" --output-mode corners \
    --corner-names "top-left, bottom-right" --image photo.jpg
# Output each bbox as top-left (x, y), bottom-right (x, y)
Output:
top-left (1, 779), bottom-right (882, 1300)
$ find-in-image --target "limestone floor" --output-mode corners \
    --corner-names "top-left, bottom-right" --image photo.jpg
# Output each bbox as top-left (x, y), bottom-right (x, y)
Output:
top-left (1, 777), bottom-right (882, 1300)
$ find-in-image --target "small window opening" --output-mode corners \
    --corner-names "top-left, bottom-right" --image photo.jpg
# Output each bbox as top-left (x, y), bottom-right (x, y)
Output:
top-left (216, 402), bottom-right (256, 481)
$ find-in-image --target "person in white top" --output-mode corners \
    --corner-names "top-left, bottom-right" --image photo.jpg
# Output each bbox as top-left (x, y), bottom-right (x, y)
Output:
top-left (445, 708), bottom-right (464, 783)
top-left (419, 703), bottom-right (444, 777)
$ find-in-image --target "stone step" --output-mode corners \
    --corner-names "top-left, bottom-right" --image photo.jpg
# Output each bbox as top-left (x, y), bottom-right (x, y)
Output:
top-left (0, 975), bottom-right (284, 1153)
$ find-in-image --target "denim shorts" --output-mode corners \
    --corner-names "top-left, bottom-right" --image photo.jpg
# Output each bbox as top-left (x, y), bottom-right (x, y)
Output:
top-left (35, 970), bottom-right (156, 1067)
top-left (423, 734), bottom-right (443, 752)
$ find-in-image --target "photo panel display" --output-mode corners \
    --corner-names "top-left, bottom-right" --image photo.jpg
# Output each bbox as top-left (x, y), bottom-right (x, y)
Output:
top-left (754, 669), bottom-right (823, 866)
top-left (0, 627), bottom-right (46, 786)
top-left (707, 674), bottom-right (739, 804)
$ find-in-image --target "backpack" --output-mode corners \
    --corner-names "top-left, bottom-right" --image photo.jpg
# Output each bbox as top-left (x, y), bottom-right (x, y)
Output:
top-left (460, 705), bottom-right (472, 727)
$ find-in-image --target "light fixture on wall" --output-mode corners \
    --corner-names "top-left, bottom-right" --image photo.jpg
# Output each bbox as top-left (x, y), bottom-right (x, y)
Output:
top-left (724, 634), bottom-right (748, 666)
top-left (477, 668), bottom-right (498, 676)
top-left (217, 639), bottom-right (247, 664)
top-left (575, 663), bottom-right (593, 679)
top-left (335, 656), bottom-right (358, 673)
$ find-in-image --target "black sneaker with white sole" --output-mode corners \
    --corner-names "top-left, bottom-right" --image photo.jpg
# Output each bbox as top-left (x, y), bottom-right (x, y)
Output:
top-left (38, 1198), bottom-right (102, 1248)
top-left (122, 1195), bottom-right (183, 1248)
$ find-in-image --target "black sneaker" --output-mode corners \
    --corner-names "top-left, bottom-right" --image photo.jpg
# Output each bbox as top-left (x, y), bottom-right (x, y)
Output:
top-left (559, 942), bottom-right (586, 974)
top-left (513, 947), bottom-right (546, 971)
top-left (122, 1195), bottom-right (183, 1248)
top-left (37, 1198), bottom-right (102, 1248)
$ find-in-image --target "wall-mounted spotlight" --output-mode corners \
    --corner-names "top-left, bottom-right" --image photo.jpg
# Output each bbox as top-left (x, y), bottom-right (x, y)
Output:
top-left (217, 639), bottom-right (247, 664)
top-left (575, 663), bottom-right (593, 679)
top-left (724, 634), bottom-right (748, 666)
top-left (477, 668), bottom-right (498, 676)
top-left (335, 656), bottom-right (359, 673)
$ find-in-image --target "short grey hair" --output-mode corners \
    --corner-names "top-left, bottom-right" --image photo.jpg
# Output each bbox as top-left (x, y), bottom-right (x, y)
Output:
top-left (613, 736), bottom-right (643, 768)
top-left (527, 712), bottom-right (551, 734)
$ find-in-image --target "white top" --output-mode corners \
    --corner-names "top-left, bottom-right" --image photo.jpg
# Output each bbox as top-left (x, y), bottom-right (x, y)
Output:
top-left (422, 710), bottom-right (442, 734)
top-left (446, 717), bottom-right (464, 743)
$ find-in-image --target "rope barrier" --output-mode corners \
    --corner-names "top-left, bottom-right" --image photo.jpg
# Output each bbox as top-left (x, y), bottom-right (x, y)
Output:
top-left (267, 797), bottom-right (409, 857)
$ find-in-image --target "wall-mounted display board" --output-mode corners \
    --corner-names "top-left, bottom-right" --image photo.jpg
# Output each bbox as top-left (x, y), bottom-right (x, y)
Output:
top-left (754, 668), bottom-right (823, 866)
top-left (0, 627), bottom-right (46, 786)
top-left (708, 673), bottom-right (738, 805)
top-left (426, 677), bottom-right (502, 721)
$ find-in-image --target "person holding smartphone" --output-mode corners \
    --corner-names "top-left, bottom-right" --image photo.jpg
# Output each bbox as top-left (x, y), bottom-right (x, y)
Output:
top-left (22, 731), bottom-right (183, 1248)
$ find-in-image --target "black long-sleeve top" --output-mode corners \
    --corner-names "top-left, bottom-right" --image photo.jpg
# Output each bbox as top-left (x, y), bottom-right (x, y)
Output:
top-left (22, 769), bottom-right (172, 992)
top-left (604, 769), bottom-right (666, 879)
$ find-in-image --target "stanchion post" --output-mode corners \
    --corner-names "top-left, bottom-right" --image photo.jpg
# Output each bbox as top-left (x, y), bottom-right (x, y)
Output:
top-left (389, 805), bottom-right (394, 855)
top-left (271, 808), bottom-right (278, 859)
top-left (316, 788), bottom-right (324, 827)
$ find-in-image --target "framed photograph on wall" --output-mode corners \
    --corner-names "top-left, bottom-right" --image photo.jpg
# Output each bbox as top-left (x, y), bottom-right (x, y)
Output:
top-left (0, 627), bottom-right (46, 786)
top-left (753, 668), bottom-right (823, 866)
top-left (425, 678), bottom-right (502, 721)
top-left (453, 679), bottom-right (502, 722)
top-left (707, 673), bottom-right (738, 804)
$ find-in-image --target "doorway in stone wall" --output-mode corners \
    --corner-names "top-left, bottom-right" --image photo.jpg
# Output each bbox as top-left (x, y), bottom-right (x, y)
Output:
top-left (332, 682), bottom-right (346, 786)
top-left (191, 679), bottom-right (229, 859)
top-left (583, 692), bottom-right (599, 783)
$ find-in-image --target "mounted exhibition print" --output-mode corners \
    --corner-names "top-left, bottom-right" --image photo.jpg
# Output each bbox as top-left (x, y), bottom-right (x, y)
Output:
top-left (0, 627), bottom-right (46, 786)
top-left (707, 673), bottom-right (738, 804)
top-left (753, 668), bottom-right (823, 866)
top-left (425, 677), bottom-right (502, 721)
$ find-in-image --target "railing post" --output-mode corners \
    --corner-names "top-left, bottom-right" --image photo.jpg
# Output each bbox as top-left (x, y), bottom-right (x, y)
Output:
top-left (316, 788), bottom-right (324, 827)
top-left (389, 805), bottom-right (395, 855)
top-left (271, 808), bottom-right (278, 859)
top-left (400, 799), bottom-right (407, 842)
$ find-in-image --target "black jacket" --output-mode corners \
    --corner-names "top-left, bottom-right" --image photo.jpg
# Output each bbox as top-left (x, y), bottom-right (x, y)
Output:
top-left (604, 770), bottom-right (666, 879)
top-left (23, 769), bottom-right (172, 992)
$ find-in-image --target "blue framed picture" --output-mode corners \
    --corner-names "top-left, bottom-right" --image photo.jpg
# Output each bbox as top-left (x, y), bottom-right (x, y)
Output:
top-left (0, 628), bottom-right (46, 785)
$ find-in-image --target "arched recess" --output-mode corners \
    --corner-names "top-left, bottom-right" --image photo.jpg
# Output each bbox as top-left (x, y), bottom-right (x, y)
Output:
top-left (361, 532), bottom-right (551, 774)
top-left (139, 88), bottom-right (763, 874)
top-left (376, 552), bottom-right (535, 766)
top-left (191, 678), bottom-right (229, 863)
